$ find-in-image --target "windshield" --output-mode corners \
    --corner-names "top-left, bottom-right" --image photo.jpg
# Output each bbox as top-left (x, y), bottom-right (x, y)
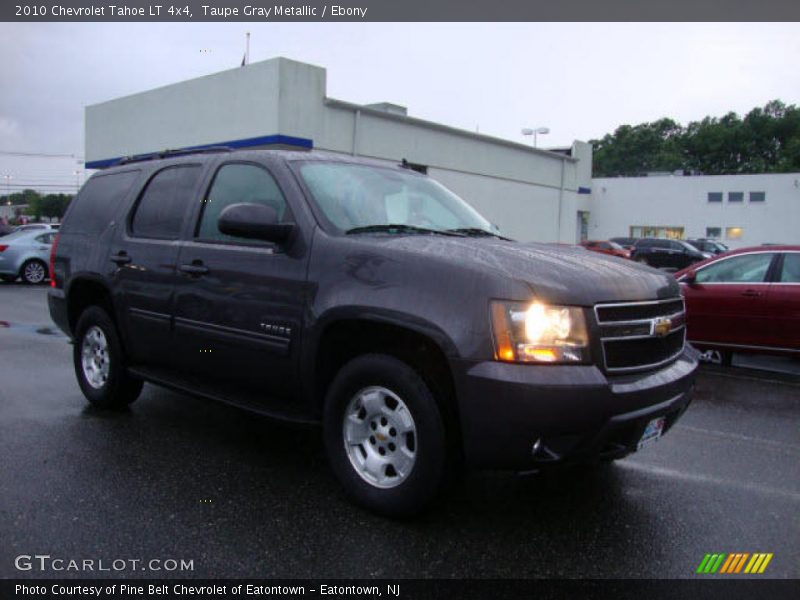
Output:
top-left (679, 240), bottom-right (700, 252)
top-left (297, 162), bottom-right (496, 235)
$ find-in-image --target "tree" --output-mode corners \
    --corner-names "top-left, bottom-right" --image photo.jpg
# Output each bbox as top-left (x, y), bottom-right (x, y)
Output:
top-left (591, 100), bottom-right (800, 177)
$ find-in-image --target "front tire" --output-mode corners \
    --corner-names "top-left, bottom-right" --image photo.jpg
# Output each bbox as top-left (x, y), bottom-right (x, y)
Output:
top-left (20, 259), bottom-right (47, 284)
top-left (323, 354), bottom-right (449, 517)
top-left (73, 306), bottom-right (143, 408)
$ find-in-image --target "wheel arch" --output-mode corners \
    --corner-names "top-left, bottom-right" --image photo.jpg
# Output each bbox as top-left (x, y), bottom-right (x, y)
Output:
top-left (66, 275), bottom-right (116, 336)
top-left (307, 310), bottom-right (461, 437)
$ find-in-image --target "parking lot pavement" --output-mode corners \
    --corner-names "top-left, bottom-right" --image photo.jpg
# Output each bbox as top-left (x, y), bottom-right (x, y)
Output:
top-left (1, 284), bottom-right (798, 579)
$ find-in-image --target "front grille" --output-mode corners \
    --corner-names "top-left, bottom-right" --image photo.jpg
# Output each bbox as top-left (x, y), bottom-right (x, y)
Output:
top-left (594, 298), bottom-right (686, 373)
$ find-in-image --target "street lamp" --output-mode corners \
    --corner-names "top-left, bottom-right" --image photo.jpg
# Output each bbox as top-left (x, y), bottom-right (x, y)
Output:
top-left (3, 175), bottom-right (11, 205)
top-left (521, 126), bottom-right (550, 148)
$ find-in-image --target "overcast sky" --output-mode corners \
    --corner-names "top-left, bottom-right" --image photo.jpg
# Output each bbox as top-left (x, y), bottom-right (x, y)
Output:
top-left (1, 22), bottom-right (799, 193)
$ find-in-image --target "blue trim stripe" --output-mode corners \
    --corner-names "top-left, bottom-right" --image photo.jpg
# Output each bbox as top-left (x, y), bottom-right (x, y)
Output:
top-left (578, 186), bottom-right (592, 194)
top-left (85, 134), bottom-right (313, 169)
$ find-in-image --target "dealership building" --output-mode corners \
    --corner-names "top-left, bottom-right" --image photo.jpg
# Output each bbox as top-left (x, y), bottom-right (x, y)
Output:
top-left (84, 57), bottom-right (797, 248)
top-left (85, 57), bottom-right (593, 244)
top-left (590, 172), bottom-right (800, 248)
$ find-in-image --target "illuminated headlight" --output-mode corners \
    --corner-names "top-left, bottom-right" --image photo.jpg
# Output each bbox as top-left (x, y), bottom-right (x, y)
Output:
top-left (491, 301), bottom-right (589, 363)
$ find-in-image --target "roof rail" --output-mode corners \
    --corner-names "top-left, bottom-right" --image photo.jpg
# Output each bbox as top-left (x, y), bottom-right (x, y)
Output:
top-left (118, 146), bottom-right (233, 165)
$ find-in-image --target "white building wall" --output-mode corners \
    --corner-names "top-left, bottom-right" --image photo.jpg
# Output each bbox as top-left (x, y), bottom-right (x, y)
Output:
top-left (86, 59), bottom-right (283, 162)
top-left (590, 173), bottom-right (800, 248)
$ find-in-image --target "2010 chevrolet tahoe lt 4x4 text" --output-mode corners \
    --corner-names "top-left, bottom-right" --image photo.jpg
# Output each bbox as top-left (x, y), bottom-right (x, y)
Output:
top-left (48, 149), bottom-right (698, 515)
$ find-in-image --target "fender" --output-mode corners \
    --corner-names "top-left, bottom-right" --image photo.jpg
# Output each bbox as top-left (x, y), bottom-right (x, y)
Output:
top-left (297, 305), bottom-right (460, 409)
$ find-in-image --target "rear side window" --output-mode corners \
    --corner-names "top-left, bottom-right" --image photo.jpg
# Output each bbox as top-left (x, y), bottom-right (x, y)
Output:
top-left (196, 163), bottom-right (288, 244)
top-left (130, 165), bottom-right (202, 240)
top-left (779, 253), bottom-right (800, 283)
top-left (63, 171), bottom-right (140, 234)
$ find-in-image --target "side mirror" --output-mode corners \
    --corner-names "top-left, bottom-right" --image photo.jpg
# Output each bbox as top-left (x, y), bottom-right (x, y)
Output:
top-left (683, 270), bottom-right (697, 284)
top-left (218, 203), bottom-right (294, 244)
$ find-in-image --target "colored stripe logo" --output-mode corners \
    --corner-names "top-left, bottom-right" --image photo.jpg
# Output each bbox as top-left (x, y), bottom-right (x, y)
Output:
top-left (696, 553), bottom-right (773, 574)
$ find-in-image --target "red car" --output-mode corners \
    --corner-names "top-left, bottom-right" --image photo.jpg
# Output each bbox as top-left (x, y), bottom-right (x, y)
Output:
top-left (580, 240), bottom-right (631, 259)
top-left (674, 246), bottom-right (800, 364)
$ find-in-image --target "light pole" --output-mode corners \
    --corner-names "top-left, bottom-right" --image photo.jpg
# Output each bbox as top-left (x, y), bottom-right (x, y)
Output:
top-left (521, 126), bottom-right (550, 148)
top-left (3, 175), bottom-right (10, 205)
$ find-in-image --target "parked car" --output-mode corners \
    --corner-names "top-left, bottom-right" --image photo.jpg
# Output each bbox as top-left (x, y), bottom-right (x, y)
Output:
top-left (632, 238), bottom-right (707, 270)
top-left (0, 222), bottom-right (14, 237)
top-left (49, 149), bottom-right (697, 516)
top-left (14, 223), bottom-right (59, 233)
top-left (685, 238), bottom-right (727, 255)
top-left (0, 229), bottom-right (57, 283)
top-left (580, 239), bottom-right (631, 259)
top-left (675, 246), bottom-right (800, 364)
top-left (610, 236), bottom-right (639, 250)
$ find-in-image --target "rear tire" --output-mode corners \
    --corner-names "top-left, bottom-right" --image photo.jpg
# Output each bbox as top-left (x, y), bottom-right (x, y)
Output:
top-left (73, 306), bottom-right (143, 408)
top-left (20, 259), bottom-right (47, 284)
top-left (323, 354), bottom-right (450, 517)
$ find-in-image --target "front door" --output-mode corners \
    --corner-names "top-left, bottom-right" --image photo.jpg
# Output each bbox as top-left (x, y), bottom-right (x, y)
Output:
top-left (681, 252), bottom-right (776, 347)
top-left (172, 161), bottom-right (309, 402)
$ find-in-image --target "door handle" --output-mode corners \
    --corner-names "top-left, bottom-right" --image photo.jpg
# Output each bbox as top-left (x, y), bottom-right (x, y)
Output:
top-left (179, 263), bottom-right (209, 276)
top-left (741, 289), bottom-right (762, 297)
top-left (110, 252), bottom-right (131, 265)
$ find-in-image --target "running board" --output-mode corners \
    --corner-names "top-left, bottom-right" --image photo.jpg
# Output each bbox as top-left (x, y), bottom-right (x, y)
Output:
top-left (127, 365), bottom-right (320, 427)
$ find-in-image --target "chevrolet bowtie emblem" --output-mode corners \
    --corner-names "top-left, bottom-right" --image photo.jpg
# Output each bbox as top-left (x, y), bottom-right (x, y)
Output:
top-left (652, 317), bottom-right (672, 337)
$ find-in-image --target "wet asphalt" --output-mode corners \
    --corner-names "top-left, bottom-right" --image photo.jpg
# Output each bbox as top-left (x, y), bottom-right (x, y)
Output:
top-left (0, 284), bottom-right (798, 579)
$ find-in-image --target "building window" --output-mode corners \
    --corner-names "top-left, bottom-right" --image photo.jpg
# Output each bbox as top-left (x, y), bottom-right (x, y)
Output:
top-left (630, 226), bottom-right (684, 239)
top-left (707, 192), bottom-right (723, 203)
top-left (728, 192), bottom-right (744, 202)
top-left (725, 227), bottom-right (743, 240)
top-left (706, 227), bottom-right (722, 239)
top-left (749, 191), bottom-right (766, 202)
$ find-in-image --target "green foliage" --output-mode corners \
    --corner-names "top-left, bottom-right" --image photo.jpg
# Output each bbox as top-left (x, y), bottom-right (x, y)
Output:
top-left (592, 100), bottom-right (800, 177)
top-left (1, 189), bottom-right (73, 221)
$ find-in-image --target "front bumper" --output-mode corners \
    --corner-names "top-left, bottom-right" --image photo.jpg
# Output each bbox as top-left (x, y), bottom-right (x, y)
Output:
top-left (452, 346), bottom-right (699, 469)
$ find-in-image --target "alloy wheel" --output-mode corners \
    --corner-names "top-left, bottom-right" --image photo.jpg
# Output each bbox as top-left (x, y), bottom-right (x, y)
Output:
top-left (342, 386), bottom-right (418, 489)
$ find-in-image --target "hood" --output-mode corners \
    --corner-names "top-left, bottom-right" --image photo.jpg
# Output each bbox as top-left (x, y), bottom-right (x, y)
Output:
top-left (358, 235), bottom-right (680, 305)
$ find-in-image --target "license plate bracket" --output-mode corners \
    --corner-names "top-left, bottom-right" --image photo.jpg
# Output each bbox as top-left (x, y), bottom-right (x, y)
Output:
top-left (637, 417), bottom-right (666, 450)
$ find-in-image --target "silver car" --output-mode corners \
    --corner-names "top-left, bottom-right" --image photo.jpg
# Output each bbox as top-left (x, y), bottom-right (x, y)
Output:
top-left (0, 229), bottom-right (57, 284)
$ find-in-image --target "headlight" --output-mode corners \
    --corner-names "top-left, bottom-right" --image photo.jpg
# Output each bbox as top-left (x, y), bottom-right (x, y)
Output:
top-left (490, 301), bottom-right (589, 363)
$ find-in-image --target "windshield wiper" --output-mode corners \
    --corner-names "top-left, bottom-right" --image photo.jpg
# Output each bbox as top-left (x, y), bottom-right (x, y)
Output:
top-left (446, 228), bottom-right (508, 240)
top-left (345, 224), bottom-right (463, 236)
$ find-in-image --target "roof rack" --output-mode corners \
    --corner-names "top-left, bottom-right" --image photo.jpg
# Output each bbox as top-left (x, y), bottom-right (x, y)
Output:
top-left (118, 146), bottom-right (233, 165)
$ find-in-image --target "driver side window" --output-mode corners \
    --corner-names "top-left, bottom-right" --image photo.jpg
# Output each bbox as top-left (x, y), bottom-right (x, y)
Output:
top-left (695, 253), bottom-right (774, 283)
top-left (196, 163), bottom-right (288, 244)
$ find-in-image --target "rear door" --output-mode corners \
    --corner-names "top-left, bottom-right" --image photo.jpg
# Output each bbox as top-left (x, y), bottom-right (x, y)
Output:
top-left (171, 159), bottom-right (311, 402)
top-left (763, 251), bottom-right (800, 350)
top-left (681, 252), bottom-right (776, 347)
top-left (111, 163), bottom-right (205, 366)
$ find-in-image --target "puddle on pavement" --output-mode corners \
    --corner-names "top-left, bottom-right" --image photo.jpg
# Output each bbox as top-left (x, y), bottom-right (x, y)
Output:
top-left (0, 320), bottom-right (67, 338)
